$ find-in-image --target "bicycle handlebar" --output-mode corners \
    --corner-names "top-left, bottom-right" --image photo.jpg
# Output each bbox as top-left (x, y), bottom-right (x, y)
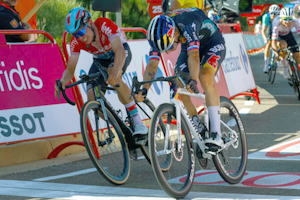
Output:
top-left (56, 63), bottom-right (120, 106)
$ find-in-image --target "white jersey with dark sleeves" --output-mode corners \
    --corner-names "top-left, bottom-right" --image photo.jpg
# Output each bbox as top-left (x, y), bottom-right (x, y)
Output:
top-left (271, 16), bottom-right (300, 40)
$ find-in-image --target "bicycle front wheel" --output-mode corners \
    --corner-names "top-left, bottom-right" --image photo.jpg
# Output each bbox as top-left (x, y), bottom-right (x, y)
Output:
top-left (80, 101), bottom-right (130, 185)
top-left (137, 98), bottom-right (171, 171)
top-left (288, 60), bottom-right (300, 100)
top-left (213, 97), bottom-right (248, 184)
top-left (268, 62), bottom-right (277, 84)
top-left (149, 103), bottom-right (195, 199)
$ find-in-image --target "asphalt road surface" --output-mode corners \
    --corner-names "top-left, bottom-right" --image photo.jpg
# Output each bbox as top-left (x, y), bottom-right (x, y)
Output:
top-left (0, 53), bottom-right (300, 200)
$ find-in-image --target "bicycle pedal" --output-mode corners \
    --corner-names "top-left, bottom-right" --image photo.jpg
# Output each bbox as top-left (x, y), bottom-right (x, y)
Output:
top-left (134, 137), bottom-right (148, 146)
top-left (129, 148), bottom-right (138, 161)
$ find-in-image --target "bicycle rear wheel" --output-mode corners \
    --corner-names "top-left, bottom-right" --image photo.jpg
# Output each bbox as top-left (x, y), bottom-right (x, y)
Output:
top-left (80, 100), bottom-right (130, 185)
top-left (212, 97), bottom-right (247, 184)
top-left (149, 103), bottom-right (195, 199)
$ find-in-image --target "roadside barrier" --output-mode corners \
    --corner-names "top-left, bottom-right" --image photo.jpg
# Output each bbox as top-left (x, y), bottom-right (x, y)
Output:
top-left (0, 23), bottom-right (260, 166)
top-left (0, 30), bottom-right (85, 162)
top-left (243, 32), bottom-right (265, 55)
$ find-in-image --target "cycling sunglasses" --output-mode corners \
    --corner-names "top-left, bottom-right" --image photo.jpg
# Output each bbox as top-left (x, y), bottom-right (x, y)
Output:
top-left (73, 23), bottom-right (88, 38)
top-left (270, 12), bottom-right (278, 15)
top-left (282, 17), bottom-right (293, 21)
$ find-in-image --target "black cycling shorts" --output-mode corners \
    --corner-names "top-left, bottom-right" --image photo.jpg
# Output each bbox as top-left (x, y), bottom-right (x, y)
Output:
top-left (278, 31), bottom-right (299, 53)
top-left (175, 36), bottom-right (226, 81)
top-left (87, 43), bottom-right (132, 93)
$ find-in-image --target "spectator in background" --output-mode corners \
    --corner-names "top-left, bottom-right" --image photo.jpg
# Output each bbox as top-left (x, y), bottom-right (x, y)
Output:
top-left (254, 20), bottom-right (262, 34)
top-left (0, 0), bottom-right (31, 42)
top-left (207, 8), bottom-right (221, 23)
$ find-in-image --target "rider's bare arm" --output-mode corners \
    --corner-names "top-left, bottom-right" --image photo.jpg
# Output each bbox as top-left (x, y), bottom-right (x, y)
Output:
top-left (187, 49), bottom-right (200, 81)
top-left (143, 59), bottom-right (159, 89)
top-left (110, 36), bottom-right (126, 74)
top-left (261, 25), bottom-right (268, 42)
top-left (54, 54), bottom-right (79, 98)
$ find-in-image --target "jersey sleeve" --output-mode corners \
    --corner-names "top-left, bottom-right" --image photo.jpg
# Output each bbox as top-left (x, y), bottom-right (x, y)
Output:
top-left (149, 48), bottom-right (161, 61)
top-left (271, 17), bottom-right (280, 40)
top-left (0, 12), bottom-right (23, 30)
top-left (262, 14), bottom-right (269, 26)
top-left (69, 37), bottom-right (81, 55)
top-left (95, 18), bottom-right (120, 42)
top-left (181, 23), bottom-right (200, 52)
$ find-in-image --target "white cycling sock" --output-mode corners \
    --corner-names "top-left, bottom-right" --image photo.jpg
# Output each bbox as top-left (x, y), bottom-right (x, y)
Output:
top-left (264, 57), bottom-right (270, 67)
top-left (125, 100), bottom-right (143, 125)
top-left (208, 106), bottom-right (221, 136)
top-left (282, 58), bottom-right (288, 68)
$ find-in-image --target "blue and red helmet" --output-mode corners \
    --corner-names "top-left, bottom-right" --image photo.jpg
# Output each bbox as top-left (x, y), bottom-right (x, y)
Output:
top-left (147, 15), bottom-right (176, 52)
top-left (65, 7), bottom-right (91, 34)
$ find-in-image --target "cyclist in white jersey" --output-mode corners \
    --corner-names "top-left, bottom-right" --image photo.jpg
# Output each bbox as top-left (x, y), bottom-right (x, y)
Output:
top-left (272, 7), bottom-right (300, 79)
top-left (262, 4), bottom-right (280, 73)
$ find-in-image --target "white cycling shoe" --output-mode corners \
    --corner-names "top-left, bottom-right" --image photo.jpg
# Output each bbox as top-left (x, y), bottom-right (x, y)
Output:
top-left (205, 132), bottom-right (224, 153)
top-left (282, 67), bottom-right (290, 79)
top-left (132, 124), bottom-right (148, 145)
top-left (263, 66), bottom-right (269, 73)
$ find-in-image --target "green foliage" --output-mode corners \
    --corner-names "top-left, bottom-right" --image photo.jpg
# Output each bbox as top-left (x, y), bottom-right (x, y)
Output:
top-left (36, 0), bottom-right (151, 48)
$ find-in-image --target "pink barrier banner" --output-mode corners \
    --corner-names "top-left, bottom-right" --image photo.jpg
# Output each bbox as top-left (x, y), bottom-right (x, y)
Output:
top-left (0, 41), bottom-right (80, 144)
top-left (0, 43), bottom-right (74, 110)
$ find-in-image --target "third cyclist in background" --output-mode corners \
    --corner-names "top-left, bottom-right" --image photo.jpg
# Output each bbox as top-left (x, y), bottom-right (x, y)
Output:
top-left (272, 7), bottom-right (300, 79)
top-left (262, 4), bottom-right (280, 73)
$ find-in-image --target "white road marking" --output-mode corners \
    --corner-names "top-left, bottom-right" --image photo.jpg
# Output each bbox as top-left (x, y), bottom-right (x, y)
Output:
top-left (239, 108), bottom-right (251, 115)
top-left (274, 134), bottom-right (292, 141)
top-left (169, 170), bottom-right (300, 190)
top-left (244, 101), bottom-right (254, 105)
top-left (0, 179), bottom-right (299, 200)
top-left (248, 137), bottom-right (300, 161)
top-left (33, 168), bottom-right (97, 181)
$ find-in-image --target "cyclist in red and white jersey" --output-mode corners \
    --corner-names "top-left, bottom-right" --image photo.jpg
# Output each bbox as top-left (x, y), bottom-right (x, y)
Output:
top-left (272, 7), bottom-right (300, 79)
top-left (54, 7), bottom-right (148, 139)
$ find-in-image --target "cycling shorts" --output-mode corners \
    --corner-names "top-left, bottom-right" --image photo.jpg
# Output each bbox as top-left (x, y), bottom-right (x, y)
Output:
top-left (175, 36), bottom-right (226, 82)
top-left (277, 31), bottom-right (299, 53)
top-left (87, 43), bottom-right (132, 93)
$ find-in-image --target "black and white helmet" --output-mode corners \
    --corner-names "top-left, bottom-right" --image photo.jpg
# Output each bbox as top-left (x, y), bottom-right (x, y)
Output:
top-left (269, 5), bottom-right (280, 14)
top-left (280, 7), bottom-right (294, 18)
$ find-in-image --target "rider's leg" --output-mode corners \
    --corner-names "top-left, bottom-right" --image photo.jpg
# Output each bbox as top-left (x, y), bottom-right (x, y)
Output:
top-left (263, 41), bottom-right (271, 73)
top-left (108, 68), bottom-right (148, 135)
top-left (277, 40), bottom-right (290, 78)
top-left (199, 66), bottom-right (220, 132)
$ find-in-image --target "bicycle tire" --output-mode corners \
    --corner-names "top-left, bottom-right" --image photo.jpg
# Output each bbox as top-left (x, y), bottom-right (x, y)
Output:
top-left (137, 98), bottom-right (171, 170)
top-left (212, 97), bottom-right (248, 184)
top-left (80, 100), bottom-right (130, 185)
top-left (288, 60), bottom-right (300, 100)
top-left (149, 103), bottom-right (195, 199)
top-left (269, 61), bottom-right (277, 84)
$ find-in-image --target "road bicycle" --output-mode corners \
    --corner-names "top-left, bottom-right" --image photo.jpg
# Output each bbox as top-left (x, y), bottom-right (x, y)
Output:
top-left (278, 45), bottom-right (300, 100)
top-left (131, 71), bottom-right (248, 199)
top-left (56, 65), bottom-right (163, 185)
top-left (268, 49), bottom-right (277, 84)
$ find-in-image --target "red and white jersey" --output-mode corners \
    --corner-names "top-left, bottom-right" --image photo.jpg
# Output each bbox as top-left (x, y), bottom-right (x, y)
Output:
top-left (69, 17), bottom-right (126, 59)
top-left (272, 16), bottom-right (300, 40)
